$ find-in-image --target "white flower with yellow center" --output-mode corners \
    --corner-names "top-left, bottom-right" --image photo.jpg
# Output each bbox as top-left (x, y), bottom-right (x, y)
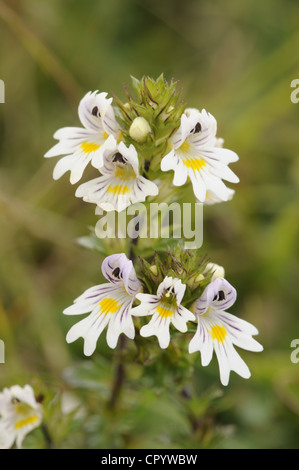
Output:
top-left (161, 108), bottom-right (239, 203)
top-left (189, 278), bottom-right (263, 386)
top-left (76, 141), bottom-right (159, 212)
top-left (132, 276), bottom-right (195, 349)
top-left (0, 384), bottom-right (42, 449)
top-left (64, 253), bottom-right (141, 354)
top-left (44, 91), bottom-right (122, 184)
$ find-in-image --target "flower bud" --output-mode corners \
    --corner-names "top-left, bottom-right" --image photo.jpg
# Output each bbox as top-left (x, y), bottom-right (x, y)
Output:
top-left (195, 273), bottom-right (205, 283)
top-left (129, 117), bottom-right (151, 142)
top-left (184, 107), bottom-right (199, 117)
top-left (150, 265), bottom-right (158, 276)
top-left (204, 262), bottom-right (225, 281)
top-left (160, 105), bottom-right (174, 122)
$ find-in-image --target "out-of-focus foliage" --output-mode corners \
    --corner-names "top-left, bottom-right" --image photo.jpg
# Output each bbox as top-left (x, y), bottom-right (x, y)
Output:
top-left (0, 0), bottom-right (298, 449)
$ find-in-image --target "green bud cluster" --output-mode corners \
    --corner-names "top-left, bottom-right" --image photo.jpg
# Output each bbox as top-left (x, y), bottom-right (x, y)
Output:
top-left (136, 244), bottom-right (214, 310)
top-left (112, 74), bottom-right (186, 176)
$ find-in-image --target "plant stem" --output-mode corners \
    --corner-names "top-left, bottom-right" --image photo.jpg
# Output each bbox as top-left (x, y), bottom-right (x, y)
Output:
top-left (108, 334), bottom-right (126, 411)
top-left (41, 423), bottom-right (55, 449)
top-left (129, 235), bottom-right (138, 262)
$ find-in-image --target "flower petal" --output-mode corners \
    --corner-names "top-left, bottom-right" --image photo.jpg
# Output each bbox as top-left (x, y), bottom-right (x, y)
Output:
top-left (101, 253), bottom-right (141, 296)
top-left (140, 316), bottom-right (171, 349)
top-left (78, 91), bottom-right (112, 131)
top-left (66, 308), bottom-right (105, 354)
top-left (0, 420), bottom-right (15, 449)
top-left (188, 321), bottom-right (214, 366)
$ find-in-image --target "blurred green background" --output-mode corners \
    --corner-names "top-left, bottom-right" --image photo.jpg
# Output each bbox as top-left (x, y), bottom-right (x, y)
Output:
top-left (0, 0), bottom-right (299, 449)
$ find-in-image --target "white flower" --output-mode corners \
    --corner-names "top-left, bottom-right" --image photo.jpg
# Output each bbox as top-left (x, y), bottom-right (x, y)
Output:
top-left (44, 91), bottom-right (121, 184)
top-left (204, 262), bottom-right (225, 281)
top-left (0, 384), bottom-right (42, 449)
top-left (131, 276), bottom-right (195, 349)
top-left (75, 141), bottom-right (159, 212)
top-left (161, 108), bottom-right (239, 203)
top-left (189, 278), bottom-right (263, 386)
top-left (64, 253), bottom-right (141, 354)
top-left (129, 117), bottom-right (151, 142)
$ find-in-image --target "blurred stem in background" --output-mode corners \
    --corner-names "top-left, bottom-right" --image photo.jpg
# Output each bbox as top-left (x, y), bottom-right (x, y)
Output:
top-left (108, 335), bottom-right (127, 411)
top-left (0, 0), bottom-right (82, 107)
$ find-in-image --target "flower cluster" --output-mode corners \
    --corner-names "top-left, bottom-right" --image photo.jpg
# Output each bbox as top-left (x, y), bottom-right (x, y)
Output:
top-left (0, 384), bottom-right (42, 449)
top-left (64, 252), bottom-right (262, 386)
top-left (43, 76), bottom-right (262, 388)
top-left (45, 75), bottom-right (239, 211)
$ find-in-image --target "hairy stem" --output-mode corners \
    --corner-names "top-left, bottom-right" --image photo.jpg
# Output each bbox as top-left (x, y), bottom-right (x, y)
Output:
top-left (108, 335), bottom-right (126, 411)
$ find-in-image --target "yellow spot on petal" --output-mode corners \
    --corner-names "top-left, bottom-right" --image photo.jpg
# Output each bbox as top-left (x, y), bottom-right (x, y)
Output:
top-left (114, 167), bottom-right (136, 181)
top-left (99, 297), bottom-right (121, 316)
top-left (15, 403), bottom-right (31, 414)
top-left (210, 324), bottom-right (227, 343)
top-left (116, 131), bottom-right (123, 144)
top-left (81, 141), bottom-right (100, 154)
top-left (179, 141), bottom-right (190, 154)
top-left (15, 415), bottom-right (38, 430)
top-left (107, 184), bottom-right (129, 195)
top-left (183, 157), bottom-right (206, 171)
top-left (156, 304), bottom-right (174, 319)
